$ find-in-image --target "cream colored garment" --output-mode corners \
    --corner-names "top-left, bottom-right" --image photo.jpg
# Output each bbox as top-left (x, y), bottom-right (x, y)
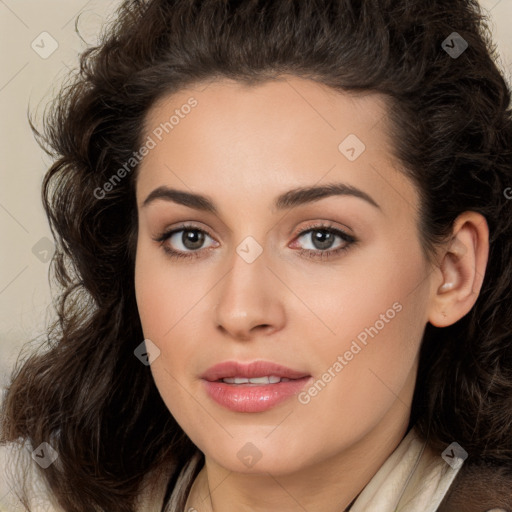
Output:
top-left (163, 426), bottom-right (463, 512)
top-left (349, 427), bottom-right (461, 512)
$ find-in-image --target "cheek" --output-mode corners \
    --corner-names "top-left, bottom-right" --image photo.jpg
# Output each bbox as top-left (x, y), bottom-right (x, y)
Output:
top-left (134, 233), bottom-right (204, 340)
top-left (292, 239), bottom-right (430, 437)
top-left (288, 232), bottom-right (429, 357)
top-left (134, 234), bottom-right (209, 394)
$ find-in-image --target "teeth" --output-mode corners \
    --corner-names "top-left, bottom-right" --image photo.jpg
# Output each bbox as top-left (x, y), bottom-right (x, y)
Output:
top-left (222, 375), bottom-right (288, 384)
top-left (225, 377), bottom-right (249, 384)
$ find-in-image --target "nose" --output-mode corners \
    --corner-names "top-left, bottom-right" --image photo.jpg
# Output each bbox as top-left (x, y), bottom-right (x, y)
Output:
top-left (213, 246), bottom-right (286, 341)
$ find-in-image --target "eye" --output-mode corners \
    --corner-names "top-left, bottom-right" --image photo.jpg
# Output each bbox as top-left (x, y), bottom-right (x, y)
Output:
top-left (154, 225), bottom-right (218, 260)
top-left (292, 223), bottom-right (356, 260)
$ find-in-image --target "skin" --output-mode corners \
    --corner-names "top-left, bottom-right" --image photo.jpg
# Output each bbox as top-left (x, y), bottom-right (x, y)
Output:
top-left (134, 76), bottom-right (489, 512)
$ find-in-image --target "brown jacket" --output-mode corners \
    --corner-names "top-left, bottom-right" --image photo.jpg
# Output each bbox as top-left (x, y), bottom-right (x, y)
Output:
top-left (437, 463), bottom-right (512, 512)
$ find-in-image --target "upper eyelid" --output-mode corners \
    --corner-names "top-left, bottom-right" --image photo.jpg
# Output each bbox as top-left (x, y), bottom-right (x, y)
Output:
top-left (297, 224), bottom-right (353, 237)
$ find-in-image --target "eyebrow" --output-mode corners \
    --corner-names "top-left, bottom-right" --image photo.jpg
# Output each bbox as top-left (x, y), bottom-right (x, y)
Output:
top-left (141, 182), bottom-right (380, 212)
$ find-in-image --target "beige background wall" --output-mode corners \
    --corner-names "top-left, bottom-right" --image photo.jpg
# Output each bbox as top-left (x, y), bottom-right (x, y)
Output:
top-left (0, 0), bottom-right (511, 505)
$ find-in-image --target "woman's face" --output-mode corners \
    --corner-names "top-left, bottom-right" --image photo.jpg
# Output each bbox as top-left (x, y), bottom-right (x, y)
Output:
top-left (134, 77), bottom-right (435, 474)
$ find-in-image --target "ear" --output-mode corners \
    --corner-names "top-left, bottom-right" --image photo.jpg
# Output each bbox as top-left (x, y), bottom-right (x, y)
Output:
top-left (428, 211), bottom-right (489, 328)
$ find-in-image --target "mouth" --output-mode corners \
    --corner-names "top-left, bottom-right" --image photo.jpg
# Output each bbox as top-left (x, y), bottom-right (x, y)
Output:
top-left (201, 360), bottom-right (312, 413)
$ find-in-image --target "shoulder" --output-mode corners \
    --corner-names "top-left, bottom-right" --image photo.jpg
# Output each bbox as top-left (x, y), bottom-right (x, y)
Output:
top-left (437, 462), bottom-right (512, 512)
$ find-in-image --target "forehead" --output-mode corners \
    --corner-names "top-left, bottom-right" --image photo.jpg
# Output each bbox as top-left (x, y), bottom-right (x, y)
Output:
top-left (136, 76), bottom-right (419, 220)
top-left (142, 76), bottom-right (391, 149)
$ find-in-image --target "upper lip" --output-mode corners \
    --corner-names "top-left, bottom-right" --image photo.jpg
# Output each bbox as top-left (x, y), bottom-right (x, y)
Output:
top-left (201, 360), bottom-right (310, 382)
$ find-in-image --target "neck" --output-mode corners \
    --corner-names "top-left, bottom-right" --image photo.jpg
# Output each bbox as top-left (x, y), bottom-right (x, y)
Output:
top-left (184, 404), bottom-right (411, 512)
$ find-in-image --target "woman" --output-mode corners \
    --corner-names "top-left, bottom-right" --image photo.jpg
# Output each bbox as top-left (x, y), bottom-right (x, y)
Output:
top-left (1, 0), bottom-right (511, 511)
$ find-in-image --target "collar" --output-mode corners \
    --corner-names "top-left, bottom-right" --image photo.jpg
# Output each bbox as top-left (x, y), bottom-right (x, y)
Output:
top-left (350, 426), bottom-right (462, 511)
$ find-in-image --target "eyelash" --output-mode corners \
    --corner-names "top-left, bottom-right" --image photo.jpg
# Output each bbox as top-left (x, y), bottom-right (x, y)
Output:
top-left (153, 222), bottom-right (356, 261)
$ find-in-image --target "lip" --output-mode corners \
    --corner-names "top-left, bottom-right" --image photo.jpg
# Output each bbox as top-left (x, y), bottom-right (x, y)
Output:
top-left (201, 360), bottom-right (310, 381)
top-left (201, 360), bottom-right (312, 413)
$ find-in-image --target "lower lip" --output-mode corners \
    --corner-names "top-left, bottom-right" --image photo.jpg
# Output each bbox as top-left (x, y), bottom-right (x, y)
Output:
top-left (202, 377), bottom-right (312, 413)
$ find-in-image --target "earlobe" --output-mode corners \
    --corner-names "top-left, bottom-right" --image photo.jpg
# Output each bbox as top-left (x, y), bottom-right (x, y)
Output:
top-left (428, 212), bottom-right (489, 328)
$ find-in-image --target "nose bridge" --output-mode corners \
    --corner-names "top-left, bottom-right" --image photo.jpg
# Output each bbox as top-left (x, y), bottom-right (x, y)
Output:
top-left (213, 236), bottom-right (285, 338)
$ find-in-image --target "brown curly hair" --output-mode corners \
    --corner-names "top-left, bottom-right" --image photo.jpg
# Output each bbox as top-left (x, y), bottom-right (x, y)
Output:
top-left (1, 0), bottom-right (511, 510)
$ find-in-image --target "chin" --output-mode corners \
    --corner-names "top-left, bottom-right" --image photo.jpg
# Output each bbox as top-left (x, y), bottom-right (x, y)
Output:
top-left (198, 435), bottom-right (317, 476)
